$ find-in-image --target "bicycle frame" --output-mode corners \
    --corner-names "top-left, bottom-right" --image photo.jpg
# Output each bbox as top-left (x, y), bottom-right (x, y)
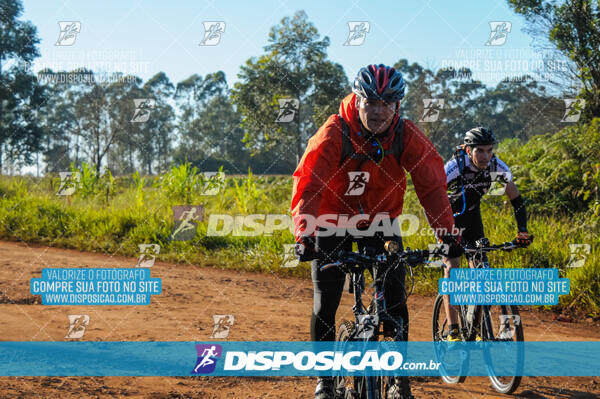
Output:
top-left (348, 262), bottom-right (405, 342)
top-left (458, 240), bottom-right (523, 340)
top-left (324, 244), bottom-right (441, 399)
top-left (343, 258), bottom-right (404, 398)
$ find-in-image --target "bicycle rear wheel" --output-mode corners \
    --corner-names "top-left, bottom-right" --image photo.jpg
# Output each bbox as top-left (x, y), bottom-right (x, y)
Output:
top-left (481, 305), bottom-right (524, 394)
top-left (334, 320), bottom-right (360, 398)
top-left (432, 295), bottom-right (468, 384)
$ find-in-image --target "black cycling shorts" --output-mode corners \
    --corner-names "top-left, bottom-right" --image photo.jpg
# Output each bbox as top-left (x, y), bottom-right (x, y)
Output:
top-left (454, 206), bottom-right (487, 263)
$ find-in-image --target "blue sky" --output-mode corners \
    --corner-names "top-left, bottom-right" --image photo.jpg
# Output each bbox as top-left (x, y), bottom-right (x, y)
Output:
top-left (23, 0), bottom-right (543, 88)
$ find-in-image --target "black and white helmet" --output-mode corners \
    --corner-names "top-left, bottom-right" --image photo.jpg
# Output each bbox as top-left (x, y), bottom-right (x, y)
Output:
top-left (464, 126), bottom-right (497, 146)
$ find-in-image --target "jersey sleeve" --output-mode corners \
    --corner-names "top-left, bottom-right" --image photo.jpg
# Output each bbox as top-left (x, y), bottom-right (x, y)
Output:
top-left (291, 115), bottom-right (343, 239)
top-left (445, 158), bottom-right (460, 185)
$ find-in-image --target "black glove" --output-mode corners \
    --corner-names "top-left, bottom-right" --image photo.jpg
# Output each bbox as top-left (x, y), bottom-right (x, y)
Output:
top-left (513, 231), bottom-right (533, 247)
top-left (439, 233), bottom-right (464, 258)
top-left (294, 235), bottom-right (319, 262)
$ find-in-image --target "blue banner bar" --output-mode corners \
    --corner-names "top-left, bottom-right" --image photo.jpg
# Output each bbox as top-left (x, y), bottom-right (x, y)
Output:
top-left (1, 342), bottom-right (599, 376)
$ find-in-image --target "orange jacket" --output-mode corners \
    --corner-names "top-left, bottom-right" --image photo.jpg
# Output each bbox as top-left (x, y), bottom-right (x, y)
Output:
top-left (291, 93), bottom-right (455, 240)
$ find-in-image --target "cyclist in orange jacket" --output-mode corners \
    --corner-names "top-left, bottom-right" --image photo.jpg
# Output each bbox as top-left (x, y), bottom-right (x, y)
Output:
top-left (291, 64), bottom-right (462, 399)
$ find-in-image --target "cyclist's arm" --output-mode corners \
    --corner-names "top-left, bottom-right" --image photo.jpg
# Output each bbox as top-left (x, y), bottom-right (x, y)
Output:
top-left (504, 181), bottom-right (520, 200)
top-left (505, 181), bottom-right (528, 232)
top-left (495, 157), bottom-right (528, 233)
top-left (291, 115), bottom-right (342, 239)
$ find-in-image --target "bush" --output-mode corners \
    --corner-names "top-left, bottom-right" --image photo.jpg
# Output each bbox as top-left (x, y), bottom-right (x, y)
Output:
top-left (497, 118), bottom-right (600, 222)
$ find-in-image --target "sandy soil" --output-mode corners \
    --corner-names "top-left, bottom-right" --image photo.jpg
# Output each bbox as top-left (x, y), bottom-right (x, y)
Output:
top-left (1, 240), bottom-right (599, 398)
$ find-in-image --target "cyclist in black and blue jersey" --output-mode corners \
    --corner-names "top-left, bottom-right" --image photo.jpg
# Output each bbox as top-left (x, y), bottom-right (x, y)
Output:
top-left (443, 126), bottom-right (532, 342)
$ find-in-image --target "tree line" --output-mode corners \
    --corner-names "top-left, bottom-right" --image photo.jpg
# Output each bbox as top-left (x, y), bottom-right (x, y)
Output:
top-left (1, 2), bottom-right (598, 176)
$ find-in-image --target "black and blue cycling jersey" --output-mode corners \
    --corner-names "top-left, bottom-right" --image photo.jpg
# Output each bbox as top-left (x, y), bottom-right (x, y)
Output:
top-left (445, 149), bottom-right (512, 216)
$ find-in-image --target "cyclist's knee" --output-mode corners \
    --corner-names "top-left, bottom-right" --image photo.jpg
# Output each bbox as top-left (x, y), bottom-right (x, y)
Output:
top-left (443, 256), bottom-right (460, 277)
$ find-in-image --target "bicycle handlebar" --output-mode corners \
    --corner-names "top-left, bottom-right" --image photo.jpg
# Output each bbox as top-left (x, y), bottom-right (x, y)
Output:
top-left (319, 244), bottom-right (448, 272)
top-left (463, 236), bottom-right (534, 254)
top-left (318, 237), bottom-right (533, 272)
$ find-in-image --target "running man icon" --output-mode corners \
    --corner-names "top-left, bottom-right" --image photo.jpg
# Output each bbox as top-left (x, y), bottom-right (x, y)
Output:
top-left (192, 344), bottom-right (222, 374)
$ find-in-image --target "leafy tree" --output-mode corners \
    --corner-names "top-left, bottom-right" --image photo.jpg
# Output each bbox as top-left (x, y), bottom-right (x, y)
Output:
top-left (37, 69), bottom-right (75, 172)
top-left (394, 59), bottom-right (487, 158)
top-left (473, 76), bottom-right (564, 144)
top-left (0, 0), bottom-right (45, 172)
top-left (140, 72), bottom-right (175, 174)
top-left (195, 91), bottom-right (248, 173)
top-left (37, 68), bottom-right (99, 171)
top-left (105, 74), bottom-right (144, 174)
top-left (232, 10), bottom-right (349, 168)
top-left (395, 58), bottom-right (565, 159)
top-left (73, 82), bottom-right (113, 176)
top-left (175, 72), bottom-right (221, 157)
top-left (507, 0), bottom-right (600, 120)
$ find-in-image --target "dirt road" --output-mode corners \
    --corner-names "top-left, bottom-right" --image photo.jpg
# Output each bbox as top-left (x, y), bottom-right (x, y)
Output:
top-left (1, 240), bottom-right (599, 398)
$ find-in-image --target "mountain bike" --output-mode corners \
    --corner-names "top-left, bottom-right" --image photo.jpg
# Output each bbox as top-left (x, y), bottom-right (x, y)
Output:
top-left (432, 237), bottom-right (530, 394)
top-left (321, 241), bottom-right (444, 399)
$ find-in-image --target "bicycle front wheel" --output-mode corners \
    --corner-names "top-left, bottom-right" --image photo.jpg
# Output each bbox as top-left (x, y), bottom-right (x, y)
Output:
top-left (432, 294), bottom-right (468, 384)
top-left (481, 304), bottom-right (524, 394)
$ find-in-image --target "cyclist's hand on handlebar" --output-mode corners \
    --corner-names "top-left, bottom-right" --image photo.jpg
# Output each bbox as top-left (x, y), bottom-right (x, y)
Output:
top-left (294, 235), bottom-right (319, 261)
top-left (439, 233), bottom-right (464, 258)
top-left (513, 231), bottom-right (533, 247)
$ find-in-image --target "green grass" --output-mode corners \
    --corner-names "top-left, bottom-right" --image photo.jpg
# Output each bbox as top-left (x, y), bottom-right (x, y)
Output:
top-left (1, 167), bottom-right (598, 316)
